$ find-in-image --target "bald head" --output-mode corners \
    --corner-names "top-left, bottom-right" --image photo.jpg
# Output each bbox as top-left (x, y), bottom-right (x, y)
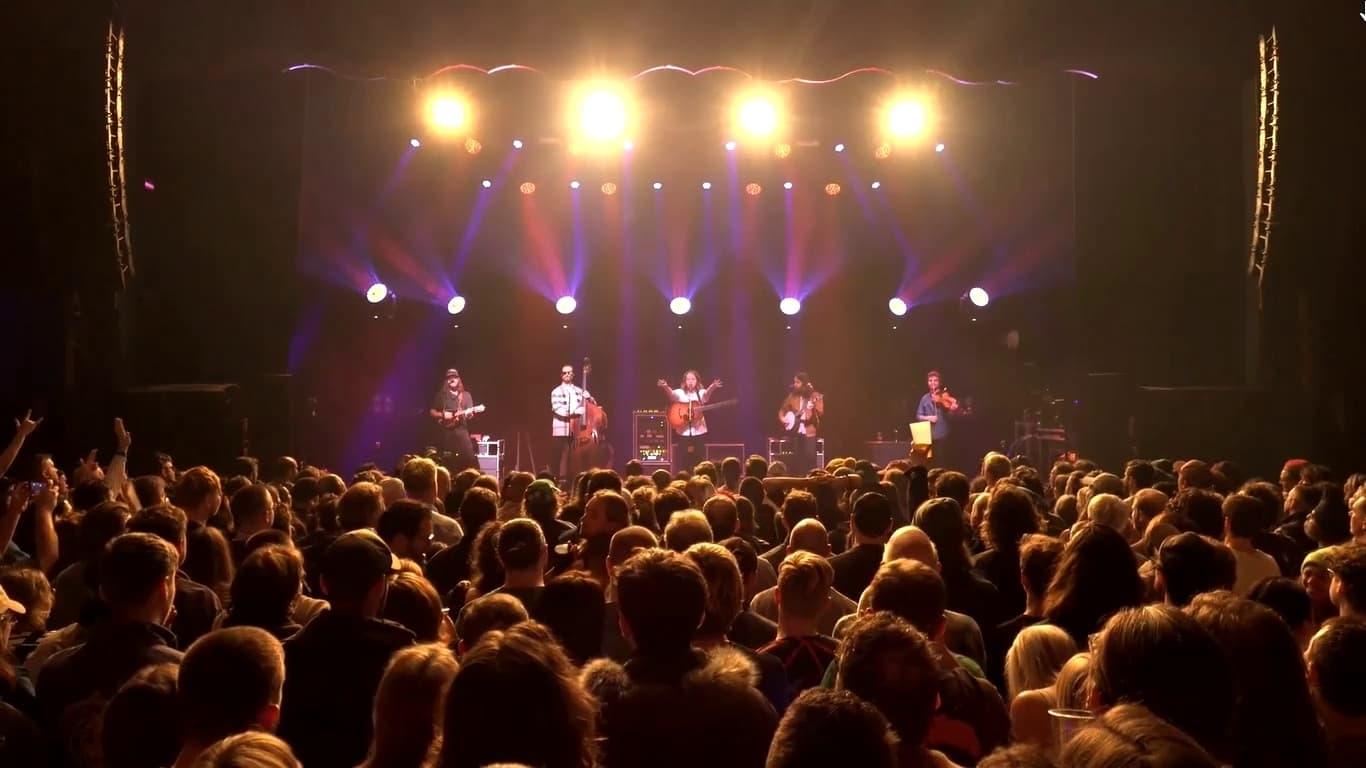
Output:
top-left (1089, 473), bottom-right (1125, 497)
top-left (788, 518), bottom-right (830, 557)
top-left (883, 525), bottom-right (940, 571)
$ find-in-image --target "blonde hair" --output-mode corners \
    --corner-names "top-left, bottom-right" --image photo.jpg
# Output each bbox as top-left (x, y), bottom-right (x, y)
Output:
top-left (362, 643), bottom-right (460, 768)
top-left (777, 550), bottom-right (834, 620)
top-left (684, 543), bottom-right (743, 637)
top-left (1052, 651), bottom-right (1093, 711)
top-left (193, 732), bottom-right (299, 768)
top-left (1059, 703), bottom-right (1218, 768)
top-left (684, 476), bottom-right (715, 509)
top-left (1005, 624), bottom-right (1079, 702)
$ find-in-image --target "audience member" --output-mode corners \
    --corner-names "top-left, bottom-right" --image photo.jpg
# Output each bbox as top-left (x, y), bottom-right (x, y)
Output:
top-left (1042, 523), bottom-right (1143, 645)
top-left (1223, 494), bottom-right (1283, 594)
top-left (222, 545), bottom-right (304, 641)
top-left (101, 663), bottom-right (180, 768)
top-left (128, 504), bottom-right (222, 648)
top-left (377, 500), bottom-right (435, 564)
top-left (1154, 532), bottom-right (1236, 606)
top-left (1058, 703), bottom-right (1220, 768)
top-left (914, 497), bottom-right (1001, 630)
top-left (1306, 616), bottom-right (1366, 768)
top-left (764, 688), bottom-right (896, 768)
top-left (534, 571), bottom-right (606, 666)
top-left (173, 627), bottom-right (286, 768)
top-left (361, 643), bottom-right (458, 768)
top-left (193, 731), bottom-right (300, 768)
top-left (829, 490), bottom-right (893, 601)
top-left (759, 551), bottom-right (838, 698)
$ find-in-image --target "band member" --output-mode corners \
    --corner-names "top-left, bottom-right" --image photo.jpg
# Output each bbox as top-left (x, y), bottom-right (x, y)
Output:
top-left (551, 364), bottom-right (592, 482)
top-left (778, 372), bottom-right (823, 473)
top-left (915, 370), bottom-right (957, 464)
top-left (429, 368), bottom-right (478, 472)
top-left (657, 370), bottom-right (723, 468)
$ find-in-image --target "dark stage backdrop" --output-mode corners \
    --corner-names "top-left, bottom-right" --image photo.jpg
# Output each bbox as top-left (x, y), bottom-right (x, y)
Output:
top-left (289, 75), bottom-right (1077, 473)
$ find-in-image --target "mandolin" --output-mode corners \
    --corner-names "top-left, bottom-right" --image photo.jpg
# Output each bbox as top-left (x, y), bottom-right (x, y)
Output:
top-left (435, 404), bottom-right (486, 428)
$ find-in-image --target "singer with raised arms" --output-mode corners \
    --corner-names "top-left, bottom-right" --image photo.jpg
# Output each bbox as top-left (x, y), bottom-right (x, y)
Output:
top-left (657, 370), bottom-right (724, 467)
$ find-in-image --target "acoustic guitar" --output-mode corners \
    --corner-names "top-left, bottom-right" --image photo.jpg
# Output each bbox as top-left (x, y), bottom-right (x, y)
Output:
top-left (666, 398), bottom-right (739, 431)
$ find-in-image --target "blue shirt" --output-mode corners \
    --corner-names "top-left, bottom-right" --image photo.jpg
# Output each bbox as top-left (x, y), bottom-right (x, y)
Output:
top-left (917, 393), bottom-right (950, 441)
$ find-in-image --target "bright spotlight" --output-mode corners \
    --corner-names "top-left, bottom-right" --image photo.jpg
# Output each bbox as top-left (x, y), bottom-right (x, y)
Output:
top-left (824, 183), bottom-right (841, 196)
top-left (874, 142), bottom-right (892, 159)
top-left (426, 94), bottom-right (470, 133)
top-left (447, 295), bottom-right (467, 315)
top-left (870, 180), bottom-right (881, 189)
top-left (480, 179), bottom-right (492, 189)
top-left (622, 140), bottom-right (634, 151)
top-left (512, 139), bottom-right (524, 149)
top-left (652, 181), bottom-right (663, 190)
top-left (745, 183), bottom-right (762, 196)
top-left (885, 98), bottom-right (928, 139)
top-left (365, 283), bottom-right (389, 304)
top-left (701, 181), bottom-right (712, 190)
top-left (669, 297), bottom-right (692, 315)
top-left (601, 182), bottom-right (617, 196)
top-left (576, 87), bottom-right (628, 142)
top-left (570, 180), bottom-right (581, 190)
top-left (735, 94), bottom-right (780, 138)
top-left (409, 138), bottom-right (421, 148)
top-left (935, 142), bottom-right (945, 153)
top-left (888, 297), bottom-right (908, 316)
top-left (773, 143), bottom-right (792, 159)
top-left (520, 182), bottom-right (536, 195)
top-left (555, 296), bottom-right (577, 315)
top-left (464, 138), bottom-right (482, 155)
top-left (834, 143), bottom-right (845, 153)
top-left (968, 287), bottom-right (990, 307)
top-left (724, 140), bottom-right (737, 151)
top-left (779, 297), bottom-right (802, 316)
top-left (783, 181), bottom-right (793, 190)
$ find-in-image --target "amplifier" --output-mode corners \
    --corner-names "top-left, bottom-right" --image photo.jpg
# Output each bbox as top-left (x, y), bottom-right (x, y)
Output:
top-left (767, 438), bottom-right (825, 472)
top-left (477, 439), bottom-right (504, 477)
top-left (705, 443), bottom-right (745, 462)
top-left (866, 441), bottom-right (911, 466)
top-left (633, 410), bottom-right (671, 466)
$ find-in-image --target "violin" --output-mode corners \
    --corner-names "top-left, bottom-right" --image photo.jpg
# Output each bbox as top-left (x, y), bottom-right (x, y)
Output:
top-left (931, 387), bottom-right (960, 412)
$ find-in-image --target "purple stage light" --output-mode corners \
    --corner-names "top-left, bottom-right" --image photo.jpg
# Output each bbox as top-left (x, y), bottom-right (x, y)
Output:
top-left (447, 296), bottom-right (467, 315)
top-left (779, 297), bottom-right (801, 315)
top-left (365, 283), bottom-right (389, 303)
top-left (409, 138), bottom-right (421, 148)
top-left (556, 296), bottom-right (577, 314)
top-left (968, 287), bottom-right (990, 307)
top-left (670, 297), bottom-right (692, 315)
top-left (783, 181), bottom-right (793, 190)
top-left (512, 139), bottom-right (524, 149)
top-left (888, 297), bottom-right (908, 316)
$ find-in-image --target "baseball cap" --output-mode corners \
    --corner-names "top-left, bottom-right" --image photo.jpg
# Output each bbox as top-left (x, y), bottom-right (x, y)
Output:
top-left (524, 479), bottom-right (559, 506)
top-left (321, 529), bottom-right (401, 600)
top-left (0, 585), bottom-right (25, 616)
top-left (445, 369), bottom-right (460, 378)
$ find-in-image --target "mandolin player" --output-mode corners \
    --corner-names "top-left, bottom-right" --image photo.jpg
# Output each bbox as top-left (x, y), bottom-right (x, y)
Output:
top-left (430, 368), bottom-right (480, 472)
top-left (915, 370), bottom-right (959, 464)
top-left (657, 370), bottom-right (722, 467)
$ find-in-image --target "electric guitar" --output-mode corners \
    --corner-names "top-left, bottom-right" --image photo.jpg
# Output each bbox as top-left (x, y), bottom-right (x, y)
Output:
top-left (666, 398), bottom-right (739, 431)
top-left (435, 404), bottom-right (486, 428)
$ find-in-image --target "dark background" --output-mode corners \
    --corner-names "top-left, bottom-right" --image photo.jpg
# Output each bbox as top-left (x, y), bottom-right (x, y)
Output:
top-left (3, 0), bottom-right (1363, 478)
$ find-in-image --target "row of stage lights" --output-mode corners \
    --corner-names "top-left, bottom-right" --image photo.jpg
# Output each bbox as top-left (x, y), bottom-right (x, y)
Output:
top-left (399, 173), bottom-right (941, 196)
top-left (363, 283), bottom-right (990, 317)
top-left (413, 82), bottom-right (940, 152)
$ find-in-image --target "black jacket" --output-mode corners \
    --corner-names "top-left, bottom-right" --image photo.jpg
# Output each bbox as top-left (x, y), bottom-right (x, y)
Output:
top-left (829, 542), bottom-right (885, 601)
top-left (172, 570), bottom-right (222, 649)
top-left (278, 611), bottom-right (415, 768)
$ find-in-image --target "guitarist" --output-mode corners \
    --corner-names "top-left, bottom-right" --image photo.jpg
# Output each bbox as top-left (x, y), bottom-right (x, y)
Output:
top-left (656, 370), bottom-right (722, 469)
top-left (778, 372), bottom-right (824, 473)
top-left (430, 368), bottom-right (479, 472)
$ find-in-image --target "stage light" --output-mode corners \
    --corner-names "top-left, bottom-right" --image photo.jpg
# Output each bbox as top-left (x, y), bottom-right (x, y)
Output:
top-left (576, 87), bottom-right (628, 142)
top-left (735, 94), bottom-right (780, 138)
top-left (512, 139), bottom-right (524, 149)
top-left (447, 295), bottom-right (467, 315)
top-left (834, 143), bottom-right (845, 153)
top-left (874, 142), bottom-right (892, 159)
top-left (888, 297), bottom-right (908, 316)
top-left (555, 296), bottom-right (577, 314)
top-left (773, 142), bottom-right (792, 159)
top-left (745, 183), bottom-right (762, 196)
top-left (601, 182), bottom-right (617, 195)
top-left (652, 181), bottom-right (663, 190)
top-left (623, 140), bottom-right (634, 151)
top-left (725, 140), bottom-right (737, 151)
top-left (409, 138), bottom-right (421, 148)
top-left (670, 296), bottom-right (692, 315)
top-left (779, 297), bottom-right (801, 316)
top-left (426, 93), bottom-right (470, 134)
top-left (520, 182), bottom-right (536, 195)
top-left (885, 98), bottom-right (928, 139)
top-left (570, 180), bottom-right (581, 189)
top-left (701, 181), bottom-right (712, 190)
top-left (870, 180), bottom-right (881, 189)
top-left (464, 138), bottom-right (482, 155)
top-left (365, 283), bottom-right (389, 304)
top-left (481, 179), bottom-right (492, 189)
top-left (968, 287), bottom-right (990, 307)
top-left (824, 183), bottom-right (841, 196)
top-left (783, 181), bottom-right (793, 190)
top-left (935, 142), bottom-right (945, 153)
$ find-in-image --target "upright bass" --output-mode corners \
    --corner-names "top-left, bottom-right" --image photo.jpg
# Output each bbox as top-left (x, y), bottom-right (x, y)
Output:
top-left (569, 357), bottom-right (612, 468)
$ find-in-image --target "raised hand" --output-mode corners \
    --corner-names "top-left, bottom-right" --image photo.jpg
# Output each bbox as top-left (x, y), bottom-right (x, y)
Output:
top-left (14, 410), bottom-right (42, 438)
top-left (73, 449), bottom-right (103, 484)
top-left (114, 417), bottom-right (132, 453)
top-left (656, 379), bottom-right (670, 389)
top-left (709, 379), bottom-right (723, 390)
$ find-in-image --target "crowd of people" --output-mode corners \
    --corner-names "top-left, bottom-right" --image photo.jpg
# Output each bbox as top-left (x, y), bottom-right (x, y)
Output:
top-left (2, 410), bottom-right (1365, 767)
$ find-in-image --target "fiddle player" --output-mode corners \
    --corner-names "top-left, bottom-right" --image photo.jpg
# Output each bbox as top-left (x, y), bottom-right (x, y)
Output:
top-left (915, 370), bottom-right (959, 464)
